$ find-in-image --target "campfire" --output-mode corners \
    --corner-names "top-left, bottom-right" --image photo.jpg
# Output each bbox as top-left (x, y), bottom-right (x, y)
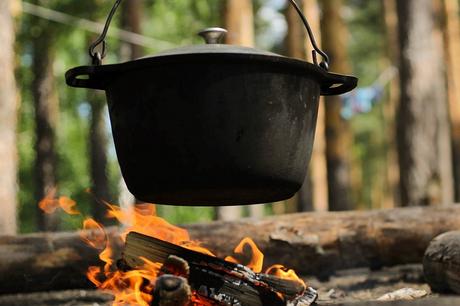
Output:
top-left (39, 195), bottom-right (317, 306)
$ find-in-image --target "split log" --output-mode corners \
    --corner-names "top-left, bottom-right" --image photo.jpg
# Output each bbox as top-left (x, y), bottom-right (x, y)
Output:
top-left (1, 206), bottom-right (460, 294)
top-left (123, 232), bottom-right (311, 306)
top-left (423, 231), bottom-right (460, 294)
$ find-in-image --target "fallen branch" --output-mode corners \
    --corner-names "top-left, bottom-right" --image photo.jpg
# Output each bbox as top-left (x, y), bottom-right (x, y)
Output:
top-left (0, 227), bottom-right (123, 294)
top-left (186, 205), bottom-right (460, 279)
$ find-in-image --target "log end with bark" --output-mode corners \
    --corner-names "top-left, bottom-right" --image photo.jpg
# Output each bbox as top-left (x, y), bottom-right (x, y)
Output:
top-left (423, 231), bottom-right (460, 294)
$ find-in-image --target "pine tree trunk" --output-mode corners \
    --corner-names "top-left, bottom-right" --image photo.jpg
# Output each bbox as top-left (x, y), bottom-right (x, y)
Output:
top-left (32, 17), bottom-right (59, 231)
top-left (321, 0), bottom-right (353, 211)
top-left (0, 0), bottom-right (19, 235)
top-left (88, 91), bottom-right (110, 222)
top-left (285, 0), bottom-right (327, 213)
top-left (382, 0), bottom-right (400, 208)
top-left (120, 0), bottom-right (143, 60)
top-left (396, 0), bottom-right (454, 206)
top-left (117, 0), bottom-right (144, 214)
top-left (218, 0), bottom-right (258, 220)
top-left (300, 0), bottom-right (328, 212)
top-left (441, 0), bottom-right (460, 202)
top-left (224, 0), bottom-right (254, 47)
top-left (283, 3), bottom-right (304, 214)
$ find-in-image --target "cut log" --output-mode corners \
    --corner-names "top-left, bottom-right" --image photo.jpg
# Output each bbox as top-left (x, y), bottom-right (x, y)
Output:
top-left (423, 231), bottom-right (460, 294)
top-left (1, 206), bottom-right (460, 294)
top-left (152, 275), bottom-right (191, 306)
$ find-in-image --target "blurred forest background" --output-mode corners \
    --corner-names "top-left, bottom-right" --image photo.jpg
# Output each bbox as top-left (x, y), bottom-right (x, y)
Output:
top-left (1, 0), bottom-right (460, 234)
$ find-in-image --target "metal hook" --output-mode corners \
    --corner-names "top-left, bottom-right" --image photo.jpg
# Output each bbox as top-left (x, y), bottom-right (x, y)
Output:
top-left (88, 0), bottom-right (122, 65)
top-left (287, 0), bottom-right (329, 71)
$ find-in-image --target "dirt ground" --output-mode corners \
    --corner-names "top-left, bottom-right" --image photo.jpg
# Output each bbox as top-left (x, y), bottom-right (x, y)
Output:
top-left (0, 264), bottom-right (459, 305)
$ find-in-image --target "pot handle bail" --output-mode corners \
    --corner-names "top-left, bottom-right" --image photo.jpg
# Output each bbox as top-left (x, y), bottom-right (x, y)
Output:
top-left (88, 0), bottom-right (123, 66)
top-left (287, 0), bottom-right (329, 71)
top-left (87, 0), bottom-right (330, 70)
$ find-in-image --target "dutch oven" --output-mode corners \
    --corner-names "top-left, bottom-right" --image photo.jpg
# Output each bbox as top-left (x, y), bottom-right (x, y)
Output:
top-left (66, 0), bottom-right (358, 205)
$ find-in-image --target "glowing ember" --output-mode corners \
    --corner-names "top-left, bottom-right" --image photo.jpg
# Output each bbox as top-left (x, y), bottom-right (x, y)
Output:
top-left (39, 193), bottom-right (306, 305)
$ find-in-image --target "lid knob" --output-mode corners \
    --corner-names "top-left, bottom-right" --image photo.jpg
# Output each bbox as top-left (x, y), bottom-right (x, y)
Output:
top-left (198, 27), bottom-right (228, 44)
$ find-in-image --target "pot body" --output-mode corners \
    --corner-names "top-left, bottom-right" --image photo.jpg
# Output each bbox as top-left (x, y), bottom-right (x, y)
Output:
top-left (106, 56), bottom-right (320, 205)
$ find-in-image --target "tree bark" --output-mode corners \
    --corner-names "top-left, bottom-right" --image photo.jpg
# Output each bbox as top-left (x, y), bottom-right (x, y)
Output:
top-left (1, 206), bottom-right (460, 293)
top-left (321, 0), bottom-right (353, 211)
top-left (382, 0), bottom-right (400, 209)
top-left (283, 3), bottom-right (305, 214)
top-left (117, 0), bottom-right (144, 213)
top-left (0, 227), bottom-right (123, 294)
top-left (0, 290), bottom-right (112, 306)
top-left (219, 0), bottom-right (259, 220)
top-left (31, 12), bottom-right (59, 232)
top-left (224, 0), bottom-right (254, 47)
top-left (423, 231), bottom-right (460, 294)
top-left (396, 0), bottom-right (454, 206)
top-left (120, 0), bottom-right (144, 60)
top-left (189, 205), bottom-right (460, 279)
top-left (88, 91), bottom-right (110, 223)
top-left (441, 0), bottom-right (460, 202)
top-left (285, 0), bottom-right (327, 213)
top-left (0, 0), bottom-right (19, 235)
top-left (300, 0), bottom-right (328, 212)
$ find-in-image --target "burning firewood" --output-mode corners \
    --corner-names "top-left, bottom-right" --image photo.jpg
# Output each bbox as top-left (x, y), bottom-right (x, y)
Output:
top-left (122, 232), bottom-right (318, 306)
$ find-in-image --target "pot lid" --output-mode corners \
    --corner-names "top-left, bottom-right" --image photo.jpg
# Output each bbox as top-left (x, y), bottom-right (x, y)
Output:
top-left (142, 27), bottom-right (281, 59)
top-left (67, 27), bottom-right (358, 96)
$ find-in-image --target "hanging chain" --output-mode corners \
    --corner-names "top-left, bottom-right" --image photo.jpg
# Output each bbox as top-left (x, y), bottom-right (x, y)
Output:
top-left (89, 0), bottom-right (123, 65)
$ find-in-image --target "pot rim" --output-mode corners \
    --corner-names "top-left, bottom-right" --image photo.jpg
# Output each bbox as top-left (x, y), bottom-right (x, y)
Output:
top-left (66, 52), bottom-right (358, 96)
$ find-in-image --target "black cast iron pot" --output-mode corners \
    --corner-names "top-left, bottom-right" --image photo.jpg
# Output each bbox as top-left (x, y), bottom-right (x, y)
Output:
top-left (66, 0), bottom-right (358, 205)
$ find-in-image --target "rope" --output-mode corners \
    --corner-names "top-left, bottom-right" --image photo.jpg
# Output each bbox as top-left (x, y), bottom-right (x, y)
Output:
top-left (22, 1), bottom-right (175, 50)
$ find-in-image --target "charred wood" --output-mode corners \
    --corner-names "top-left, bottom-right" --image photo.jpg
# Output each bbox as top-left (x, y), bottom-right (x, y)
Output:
top-left (151, 275), bottom-right (191, 306)
top-left (123, 232), bottom-right (307, 306)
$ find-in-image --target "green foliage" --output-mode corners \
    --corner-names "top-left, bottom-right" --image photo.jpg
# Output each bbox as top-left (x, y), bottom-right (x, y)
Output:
top-left (156, 205), bottom-right (216, 225)
top-left (346, 0), bottom-right (386, 85)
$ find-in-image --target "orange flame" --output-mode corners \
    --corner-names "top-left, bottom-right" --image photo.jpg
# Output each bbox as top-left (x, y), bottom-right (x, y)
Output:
top-left (38, 189), bottom-right (80, 215)
top-left (225, 237), bottom-right (264, 273)
top-left (81, 218), bottom-right (106, 249)
top-left (105, 202), bottom-right (215, 256)
top-left (266, 264), bottom-right (306, 288)
top-left (39, 194), bottom-right (305, 305)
